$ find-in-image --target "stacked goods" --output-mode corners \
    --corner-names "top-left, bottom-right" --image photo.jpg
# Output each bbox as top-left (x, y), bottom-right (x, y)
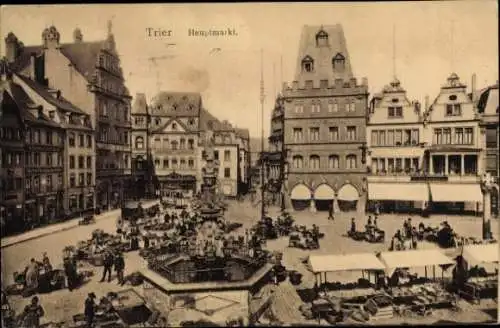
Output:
top-left (364, 294), bottom-right (394, 320)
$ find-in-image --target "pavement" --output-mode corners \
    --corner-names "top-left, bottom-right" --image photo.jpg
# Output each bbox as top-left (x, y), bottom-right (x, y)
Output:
top-left (1, 199), bottom-right (498, 325)
top-left (1, 200), bottom-right (160, 249)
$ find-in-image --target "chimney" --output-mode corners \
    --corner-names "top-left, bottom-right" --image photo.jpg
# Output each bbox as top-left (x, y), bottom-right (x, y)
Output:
top-left (29, 53), bottom-right (36, 80)
top-left (424, 95), bottom-right (429, 111)
top-left (471, 73), bottom-right (477, 101)
top-left (5, 32), bottom-right (20, 63)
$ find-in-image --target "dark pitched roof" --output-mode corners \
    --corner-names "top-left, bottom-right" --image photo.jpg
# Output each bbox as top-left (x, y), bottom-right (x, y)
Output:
top-left (199, 108), bottom-right (222, 131)
top-left (59, 41), bottom-right (105, 82)
top-left (294, 24), bottom-right (353, 83)
top-left (477, 84), bottom-right (499, 115)
top-left (235, 127), bottom-right (250, 140)
top-left (16, 74), bottom-right (86, 115)
top-left (9, 45), bottom-right (43, 72)
top-left (132, 93), bottom-right (148, 114)
top-left (10, 41), bottom-right (105, 83)
top-left (149, 92), bottom-right (202, 117)
top-left (151, 117), bottom-right (191, 133)
top-left (7, 81), bottom-right (61, 128)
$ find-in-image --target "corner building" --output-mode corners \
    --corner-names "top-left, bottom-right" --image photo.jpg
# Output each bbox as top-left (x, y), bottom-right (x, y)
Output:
top-left (282, 25), bottom-right (369, 212)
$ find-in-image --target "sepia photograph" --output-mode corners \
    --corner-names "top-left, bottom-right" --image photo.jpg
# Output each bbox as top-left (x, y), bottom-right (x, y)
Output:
top-left (0, 1), bottom-right (498, 327)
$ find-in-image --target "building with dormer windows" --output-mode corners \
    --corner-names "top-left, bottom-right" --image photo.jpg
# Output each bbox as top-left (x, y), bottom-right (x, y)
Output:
top-left (4, 23), bottom-right (133, 212)
top-left (281, 25), bottom-right (369, 213)
top-left (366, 78), bottom-right (427, 213)
top-left (421, 73), bottom-right (484, 214)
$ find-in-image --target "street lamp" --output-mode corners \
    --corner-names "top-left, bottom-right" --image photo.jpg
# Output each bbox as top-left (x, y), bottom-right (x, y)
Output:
top-left (481, 172), bottom-right (496, 240)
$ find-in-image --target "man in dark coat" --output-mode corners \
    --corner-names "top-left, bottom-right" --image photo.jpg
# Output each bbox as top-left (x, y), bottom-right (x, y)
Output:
top-left (114, 252), bottom-right (125, 285)
top-left (63, 256), bottom-right (78, 291)
top-left (328, 204), bottom-right (334, 221)
top-left (84, 292), bottom-right (96, 328)
top-left (350, 218), bottom-right (356, 234)
top-left (100, 251), bottom-right (114, 283)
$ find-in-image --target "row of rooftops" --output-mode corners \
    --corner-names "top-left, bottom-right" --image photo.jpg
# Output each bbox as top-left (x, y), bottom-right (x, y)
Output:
top-left (282, 76), bottom-right (368, 91)
top-left (131, 92), bottom-right (250, 140)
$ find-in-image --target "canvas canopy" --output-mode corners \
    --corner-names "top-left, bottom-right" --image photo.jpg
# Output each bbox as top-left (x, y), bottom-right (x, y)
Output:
top-left (308, 253), bottom-right (385, 274)
top-left (462, 243), bottom-right (499, 265)
top-left (378, 249), bottom-right (455, 276)
top-left (368, 182), bottom-right (429, 201)
top-left (429, 183), bottom-right (482, 202)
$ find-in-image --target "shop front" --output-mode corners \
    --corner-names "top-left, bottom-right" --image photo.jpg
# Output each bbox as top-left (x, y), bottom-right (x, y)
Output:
top-left (367, 182), bottom-right (429, 215)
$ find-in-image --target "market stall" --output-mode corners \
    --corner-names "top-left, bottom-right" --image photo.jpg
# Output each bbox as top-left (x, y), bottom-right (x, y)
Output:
top-left (377, 249), bottom-right (458, 315)
top-left (303, 253), bottom-right (392, 324)
top-left (457, 243), bottom-right (499, 304)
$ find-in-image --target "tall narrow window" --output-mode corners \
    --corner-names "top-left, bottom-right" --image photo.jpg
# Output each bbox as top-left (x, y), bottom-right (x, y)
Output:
top-left (292, 155), bottom-right (303, 169)
top-left (332, 53), bottom-right (345, 70)
top-left (293, 128), bottom-right (303, 142)
top-left (316, 29), bottom-right (329, 47)
top-left (371, 131), bottom-right (379, 146)
top-left (309, 127), bottom-right (320, 141)
top-left (135, 136), bottom-right (144, 149)
top-left (464, 128), bottom-right (473, 144)
top-left (329, 127), bottom-right (339, 141)
top-left (346, 155), bottom-right (357, 169)
top-left (302, 56), bottom-right (314, 72)
top-left (328, 155), bottom-right (339, 169)
top-left (328, 101), bottom-right (338, 113)
top-left (347, 126), bottom-right (357, 141)
top-left (309, 155), bottom-right (320, 170)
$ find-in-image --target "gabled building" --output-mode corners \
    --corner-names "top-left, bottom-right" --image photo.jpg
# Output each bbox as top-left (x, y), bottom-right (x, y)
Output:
top-left (143, 92), bottom-right (202, 197)
top-left (281, 25), bottom-right (369, 213)
top-left (366, 78), bottom-right (426, 213)
top-left (14, 73), bottom-right (95, 218)
top-left (235, 127), bottom-right (251, 194)
top-left (422, 73), bottom-right (483, 214)
top-left (3, 76), bottom-right (65, 228)
top-left (1, 82), bottom-right (25, 235)
top-left (477, 82), bottom-right (499, 216)
top-left (5, 23), bottom-right (133, 211)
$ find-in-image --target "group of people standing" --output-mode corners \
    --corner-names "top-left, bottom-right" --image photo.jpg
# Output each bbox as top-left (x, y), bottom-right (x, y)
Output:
top-left (100, 249), bottom-right (126, 285)
top-left (390, 218), bottom-right (419, 251)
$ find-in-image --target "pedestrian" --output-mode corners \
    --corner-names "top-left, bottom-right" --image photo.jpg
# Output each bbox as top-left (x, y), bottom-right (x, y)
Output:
top-left (350, 218), bottom-right (356, 234)
top-left (63, 256), bottom-right (76, 291)
top-left (114, 252), bottom-right (125, 285)
top-left (21, 296), bottom-right (44, 328)
top-left (375, 202), bottom-right (380, 216)
top-left (41, 253), bottom-right (52, 272)
top-left (374, 216), bottom-right (378, 228)
top-left (100, 251), bottom-right (113, 283)
top-left (25, 258), bottom-right (39, 291)
top-left (84, 292), bottom-right (96, 328)
top-left (367, 216), bottom-right (372, 227)
top-left (328, 203), bottom-right (335, 221)
top-left (411, 227), bottom-right (418, 249)
top-left (143, 234), bottom-right (150, 249)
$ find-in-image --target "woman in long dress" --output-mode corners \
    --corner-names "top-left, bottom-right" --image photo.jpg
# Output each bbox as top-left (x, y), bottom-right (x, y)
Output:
top-left (25, 259), bottom-right (39, 290)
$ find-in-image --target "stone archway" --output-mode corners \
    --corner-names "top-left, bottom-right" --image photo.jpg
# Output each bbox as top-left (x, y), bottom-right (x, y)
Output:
top-left (290, 184), bottom-right (311, 211)
top-left (314, 184), bottom-right (335, 212)
top-left (337, 183), bottom-right (360, 212)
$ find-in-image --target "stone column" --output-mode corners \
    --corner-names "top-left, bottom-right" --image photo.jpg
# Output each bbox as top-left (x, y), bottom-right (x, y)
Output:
top-left (333, 198), bottom-right (340, 214)
top-left (483, 188), bottom-right (491, 239)
top-left (310, 199), bottom-right (316, 213)
top-left (430, 155), bottom-right (434, 174)
top-left (445, 155), bottom-right (449, 175)
top-left (461, 154), bottom-right (465, 175)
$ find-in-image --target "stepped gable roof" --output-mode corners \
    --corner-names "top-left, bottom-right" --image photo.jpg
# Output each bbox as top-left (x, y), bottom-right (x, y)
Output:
top-left (132, 93), bottom-right (148, 114)
top-left (149, 92), bottom-right (201, 117)
top-left (7, 81), bottom-right (61, 128)
top-left (16, 74), bottom-right (86, 115)
top-left (59, 41), bottom-right (106, 82)
top-left (294, 24), bottom-right (353, 83)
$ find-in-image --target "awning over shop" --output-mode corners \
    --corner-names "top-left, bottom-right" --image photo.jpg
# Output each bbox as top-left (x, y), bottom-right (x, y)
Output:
top-left (378, 249), bottom-right (454, 276)
top-left (370, 147), bottom-right (425, 158)
top-left (368, 182), bottom-right (429, 201)
top-left (337, 184), bottom-right (359, 201)
top-left (462, 243), bottom-right (499, 265)
top-left (429, 183), bottom-right (482, 202)
top-left (314, 184), bottom-right (335, 200)
top-left (308, 253), bottom-right (385, 274)
top-left (290, 184), bottom-right (311, 200)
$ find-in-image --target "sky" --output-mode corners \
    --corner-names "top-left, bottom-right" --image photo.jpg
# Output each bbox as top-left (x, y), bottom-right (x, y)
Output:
top-left (1, 2), bottom-right (498, 138)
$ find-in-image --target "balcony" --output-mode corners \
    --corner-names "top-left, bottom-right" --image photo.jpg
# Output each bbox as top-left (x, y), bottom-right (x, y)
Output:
top-left (367, 168), bottom-right (480, 183)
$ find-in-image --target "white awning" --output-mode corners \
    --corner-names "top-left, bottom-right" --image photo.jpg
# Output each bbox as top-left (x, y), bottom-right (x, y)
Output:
top-left (462, 243), bottom-right (499, 265)
top-left (430, 183), bottom-right (482, 202)
top-left (337, 184), bottom-right (359, 201)
top-left (368, 182), bottom-right (429, 201)
top-left (314, 184), bottom-right (335, 200)
top-left (290, 184), bottom-right (311, 200)
top-left (308, 253), bottom-right (385, 274)
top-left (378, 249), bottom-right (454, 276)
